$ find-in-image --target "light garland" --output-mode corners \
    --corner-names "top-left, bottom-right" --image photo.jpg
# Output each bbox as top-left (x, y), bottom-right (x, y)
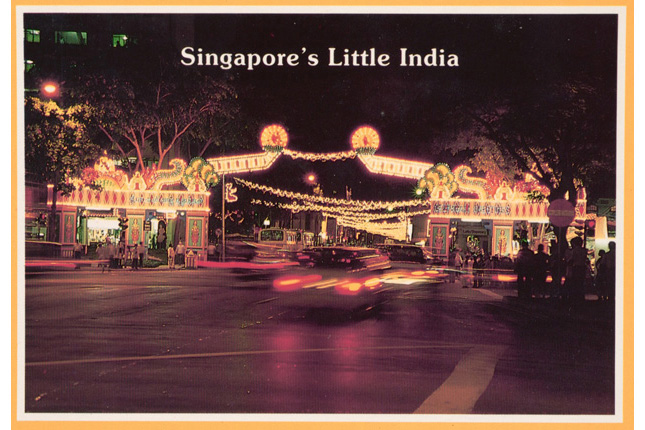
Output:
top-left (357, 153), bottom-right (433, 180)
top-left (237, 177), bottom-right (432, 211)
top-left (454, 165), bottom-right (489, 199)
top-left (206, 151), bottom-right (280, 175)
top-left (150, 159), bottom-right (187, 190)
top-left (283, 148), bottom-right (357, 162)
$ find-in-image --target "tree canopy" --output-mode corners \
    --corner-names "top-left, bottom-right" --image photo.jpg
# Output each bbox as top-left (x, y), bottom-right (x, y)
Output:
top-left (24, 96), bottom-right (101, 194)
top-left (67, 60), bottom-right (249, 172)
top-left (446, 77), bottom-right (616, 203)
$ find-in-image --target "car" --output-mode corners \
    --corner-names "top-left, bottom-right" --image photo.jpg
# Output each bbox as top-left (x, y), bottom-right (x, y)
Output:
top-left (377, 244), bottom-right (444, 265)
top-left (299, 246), bottom-right (391, 272)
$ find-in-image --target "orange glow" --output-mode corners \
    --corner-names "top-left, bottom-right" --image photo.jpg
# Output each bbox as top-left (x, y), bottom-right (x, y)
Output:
top-left (496, 274), bottom-right (517, 282)
top-left (42, 82), bottom-right (58, 95)
top-left (410, 270), bottom-right (426, 276)
top-left (260, 124), bottom-right (289, 149)
top-left (273, 274), bottom-right (323, 291)
top-left (350, 126), bottom-right (380, 151)
top-left (335, 279), bottom-right (362, 295)
top-left (362, 278), bottom-right (381, 290)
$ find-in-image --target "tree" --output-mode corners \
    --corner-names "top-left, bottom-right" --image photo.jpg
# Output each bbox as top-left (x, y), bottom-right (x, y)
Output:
top-left (25, 97), bottom-right (101, 241)
top-left (448, 78), bottom-right (616, 205)
top-left (69, 61), bottom-right (242, 172)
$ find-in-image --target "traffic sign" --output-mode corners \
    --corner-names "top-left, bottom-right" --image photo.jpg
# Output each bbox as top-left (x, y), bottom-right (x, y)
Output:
top-left (547, 199), bottom-right (576, 227)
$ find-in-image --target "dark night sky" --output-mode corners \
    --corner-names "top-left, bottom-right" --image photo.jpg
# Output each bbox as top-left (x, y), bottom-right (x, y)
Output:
top-left (25, 12), bottom-right (618, 201)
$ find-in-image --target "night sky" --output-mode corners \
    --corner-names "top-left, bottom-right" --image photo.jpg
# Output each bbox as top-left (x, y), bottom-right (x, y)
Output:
top-left (25, 11), bottom-right (619, 201)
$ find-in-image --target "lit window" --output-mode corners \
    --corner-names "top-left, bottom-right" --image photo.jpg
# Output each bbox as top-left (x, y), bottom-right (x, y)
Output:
top-left (112, 34), bottom-right (129, 48)
top-left (24, 60), bottom-right (35, 73)
top-left (54, 31), bottom-right (87, 45)
top-left (25, 29), bottom-right (40, 43)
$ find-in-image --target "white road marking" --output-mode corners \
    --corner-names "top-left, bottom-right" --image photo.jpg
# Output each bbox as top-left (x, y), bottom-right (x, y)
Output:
top-left (26, 343), bottom-right (471, 367)
top-left (414, 345), bottom-right (507, 414)
top-left (473, 288), bottom-right (505, 300)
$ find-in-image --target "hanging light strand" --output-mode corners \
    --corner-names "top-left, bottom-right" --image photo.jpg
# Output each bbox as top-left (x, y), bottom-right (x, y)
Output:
top-left (282, 148), bottom-right (357, 162)
top-left (235, 177), bottom-right (432, 211)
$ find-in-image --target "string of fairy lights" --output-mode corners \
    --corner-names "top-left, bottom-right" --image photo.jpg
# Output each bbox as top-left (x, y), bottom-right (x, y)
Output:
top-left (282, 148), bottom-right (357, 162)
top-left (235, 177), bottom-right (429, 211)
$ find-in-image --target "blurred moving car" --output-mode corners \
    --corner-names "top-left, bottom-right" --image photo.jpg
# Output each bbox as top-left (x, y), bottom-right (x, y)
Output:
top-left (299, 246), bottom-right (391, 272)
top-left (377, 244), bottom-right (444, 266)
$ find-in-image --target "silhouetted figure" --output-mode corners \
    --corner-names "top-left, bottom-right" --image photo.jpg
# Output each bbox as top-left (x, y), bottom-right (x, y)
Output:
top-left (564, 236), bottom-right (588, 304)
top-left (473, 253), bottom-right (485, 288)
top-left (515, 241), bottom-right (535, 299)
top-left (595, 250), bottom-right (607, 300)
top-left (534, 244), bottom-right (550, 298)
top-left (138, 242), bottom-right (145, 269)
top-left (131, 243), bottom-right (139, 270)
top-left (605, 241), bottom-right (616, 301)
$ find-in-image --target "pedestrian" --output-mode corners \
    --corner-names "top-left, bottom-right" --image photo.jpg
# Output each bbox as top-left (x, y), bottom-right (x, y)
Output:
top-left (138, 242), bottom-right (145, 269)
top-left (176, 241), bottom-right (186, 268)
top-left (473, 253), bottom-right (485, 288)
top-left (514, 241), bottom-right (535, 299)
top-left (604, 241), bottom-right (616, 301)
top-left (548, 239), bottom-right (564, 298)
top-left (453, 249), bottom-right (464, 287)
top-left (564, 236), bottom-right (588, 304)
top-left (130, 243), bottom-right (139, 270)
top-left (595, 249), bottom-right (607, 300)
top-left (106, 239), bottom-right (116, 270)
top-left (118, 241), bottom-right (126, 268)
top-left (167, 243), bottom-right (175, 270)
top-left (73, 240), bottom-right (83, 259)
top-left (533, 244), bottom-right (550, 298)
top-left (131, 243), bottom-right (139, 270)
top-left (96, 242), bottom-right (106, 272)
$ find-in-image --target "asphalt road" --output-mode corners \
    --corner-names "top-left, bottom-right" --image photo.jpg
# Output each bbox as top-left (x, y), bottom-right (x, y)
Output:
top-left (21, 265), bottom-right (616, 417)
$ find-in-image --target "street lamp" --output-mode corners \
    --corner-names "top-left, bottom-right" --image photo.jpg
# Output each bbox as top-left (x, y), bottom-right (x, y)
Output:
top-left (41, 81), bottom-right (59, 98)
top-left (305, 173), bottom-right (317, 185)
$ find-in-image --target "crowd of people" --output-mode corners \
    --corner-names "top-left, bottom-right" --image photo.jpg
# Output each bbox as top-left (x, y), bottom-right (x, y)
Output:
top-left (95, 239), bottom-right (147, 271)
top-left (450, 237), bottom-right (616, 302)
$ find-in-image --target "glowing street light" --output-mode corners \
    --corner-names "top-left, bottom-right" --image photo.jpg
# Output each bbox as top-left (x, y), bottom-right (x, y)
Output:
top-left (41, 81), bottom-right (59, 98)
top-left (305, 173), bottom-right (317, 184)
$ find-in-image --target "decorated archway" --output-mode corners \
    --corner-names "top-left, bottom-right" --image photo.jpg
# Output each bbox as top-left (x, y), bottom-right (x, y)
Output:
top-left (49, 124), bottom-right (590, 260)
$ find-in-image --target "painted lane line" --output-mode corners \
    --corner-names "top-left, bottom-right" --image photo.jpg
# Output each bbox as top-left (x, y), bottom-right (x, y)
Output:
top-left (26, 344), bottom-right (473, 368)
top-left (414, 345), bottom-right (507, 414)
top-left (473, 288), bottom-right (504, 300)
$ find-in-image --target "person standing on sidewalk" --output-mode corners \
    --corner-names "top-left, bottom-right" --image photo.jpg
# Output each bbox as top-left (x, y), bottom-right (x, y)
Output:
top-left (472, 253), bottom-right (485, 288)
top-left (176, 241), bottom-right (186, 268)
top-left (533, 244), bottom-right (550, 298)
top-left (131, 243), bottom-right (139, 270)
top-left (564, 236), bottom-right (588, 304)
top-left (515, 241), bottom-right (535, 299)
top-left (138, 242), bottom-right (145, 269)
top-left (453, 249), bottom-right (464, 287)
top-left (106, 239), bottom-right (116, 270)
top-left (73, 240), bottom-right (83, 259)
top-left (167, 243), bottom-right (176, 270)
top-left (604, 241), bottom-right (616, 301)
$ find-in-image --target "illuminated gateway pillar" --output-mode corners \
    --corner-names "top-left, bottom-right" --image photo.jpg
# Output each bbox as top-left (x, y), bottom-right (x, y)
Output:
top-left (48, 156), bottom-right (211, 259)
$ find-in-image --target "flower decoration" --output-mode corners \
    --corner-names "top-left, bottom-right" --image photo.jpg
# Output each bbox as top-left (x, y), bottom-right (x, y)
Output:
top-left (260, 124), bottom-right (289, 152)
top-left (350, 126), bottom-right (380, 155)
top-left (181, 157), bottom-right (220, 192)
top-left (417, 163), bottom-right (458, 198)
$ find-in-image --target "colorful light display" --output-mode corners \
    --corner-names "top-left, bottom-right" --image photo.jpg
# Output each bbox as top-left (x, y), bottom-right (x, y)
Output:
top-left (260, 124), bottom-right (289, 152)
top-left (52, 124), bottom-right (587, 244)
top-left (350, 126), bottom-right (380, 154)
